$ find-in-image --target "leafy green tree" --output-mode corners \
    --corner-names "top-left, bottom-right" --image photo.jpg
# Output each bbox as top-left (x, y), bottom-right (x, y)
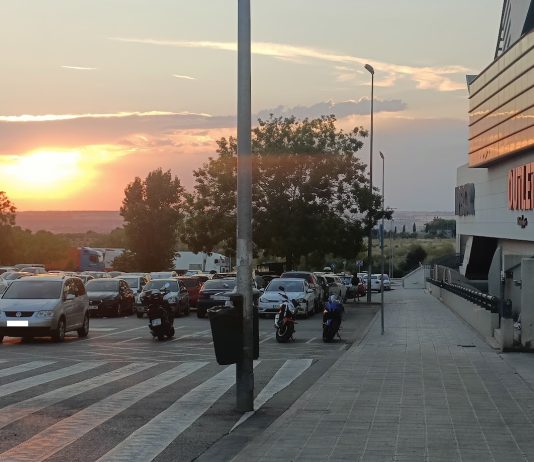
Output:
top-left (0, 192), bottom-right (17, 264)
top-left (184, 115), bottom-right (386, 268)
top-left (91, 228), bottom-right (127, 248)
top-left (424, 217), bottom-right (456, 237)
top-left (121, 168), bottom-right (185, 271)
top-left (405, 244), bottom-right (427, 271)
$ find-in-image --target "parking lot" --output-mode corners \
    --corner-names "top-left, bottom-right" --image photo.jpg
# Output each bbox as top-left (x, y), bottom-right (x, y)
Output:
top-left (0, 298), bottom-right (380, 462)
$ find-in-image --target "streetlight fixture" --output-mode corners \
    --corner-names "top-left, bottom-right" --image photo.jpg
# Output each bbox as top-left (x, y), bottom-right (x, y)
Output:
top-left (379, 151), bottom-right (385, 335)
top-left (364, 63), bottom-right (374, 303)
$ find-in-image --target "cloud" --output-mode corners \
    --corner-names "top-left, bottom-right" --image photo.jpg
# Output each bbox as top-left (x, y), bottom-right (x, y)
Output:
top-left (110, 37), bottom-right (469, 92)
top-left (256, 98), bottom-right (407, 120)
top-left (61, 65), bottom-right (97, 71)
top-left (172, 74), bottom-right (196, 80)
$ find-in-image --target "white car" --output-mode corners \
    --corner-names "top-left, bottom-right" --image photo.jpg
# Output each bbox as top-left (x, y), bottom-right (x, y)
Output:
top-left (323, 274), bottom-right (347, 301)
top-left (258, 278), bottom-right (314, 317)
top-left (363, 274), bottom-right (391, 292)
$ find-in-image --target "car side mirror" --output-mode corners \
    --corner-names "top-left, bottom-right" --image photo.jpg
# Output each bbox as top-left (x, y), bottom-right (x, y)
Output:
top-left (65, 294), bottom-right (76, 301)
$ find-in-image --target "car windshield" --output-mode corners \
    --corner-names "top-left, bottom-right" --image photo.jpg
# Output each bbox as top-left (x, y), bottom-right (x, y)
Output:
top-left (86, 280), bottom-right (119, 292)
top-left (266, 279), bottom-right (304, 293)
top-left (3, 281), bottom-right (63, 299)
top-left (179, 278), bottom-right (199, 288)
top-left (202, 280), bottom-right (237, 291)
top-left (121, 278), bottom-right (139, 289)
top-left (145, 280), bottom-right (179, 292)
top-left (3, 272), bottom-right (24, 281)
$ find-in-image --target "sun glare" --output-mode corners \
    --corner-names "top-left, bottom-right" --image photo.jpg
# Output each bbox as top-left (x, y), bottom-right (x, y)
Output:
top-left (1, 150), bottom-right (84, 199)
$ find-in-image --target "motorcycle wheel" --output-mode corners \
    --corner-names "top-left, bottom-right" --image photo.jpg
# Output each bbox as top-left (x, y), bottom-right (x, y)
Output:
top-left (157, 333), bottom-right (165, 341)
top-left (275, 323), bottom-right (293, 343)
top-left (323, 326), bottom-right (335, 342)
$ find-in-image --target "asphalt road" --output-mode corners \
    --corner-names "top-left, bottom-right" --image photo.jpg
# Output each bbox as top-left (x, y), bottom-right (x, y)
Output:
top-left (0, 296), bottom-right (380, 462)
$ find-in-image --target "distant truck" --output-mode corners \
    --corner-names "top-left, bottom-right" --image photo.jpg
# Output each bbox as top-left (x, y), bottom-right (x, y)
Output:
top-left (173, 251), bottom-right (230, 274)
top-left (92, 248), bottom-right (125, 271)
top-left (46, 247), bottom-right (105, 272)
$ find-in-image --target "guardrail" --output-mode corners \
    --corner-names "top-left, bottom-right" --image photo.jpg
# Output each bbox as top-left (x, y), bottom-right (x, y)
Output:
top-left (427, 278), bottom-right (512, 318)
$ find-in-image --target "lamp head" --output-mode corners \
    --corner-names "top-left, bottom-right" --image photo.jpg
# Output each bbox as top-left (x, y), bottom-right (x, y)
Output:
top-left (379, 151), bottom-right (384, 159)
top-left (364, 64), bottom-right (375, 75)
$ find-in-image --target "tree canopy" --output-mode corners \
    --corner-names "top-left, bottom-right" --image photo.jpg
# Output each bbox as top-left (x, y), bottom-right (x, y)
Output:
top-left (120, 168), bottom-right (185, 271)
top-left (183, 115), bottom-right (385, 269)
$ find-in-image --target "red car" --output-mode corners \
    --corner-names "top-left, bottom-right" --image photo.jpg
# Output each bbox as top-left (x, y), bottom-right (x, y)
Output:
top-left (177, 276), bottom-right (203, 307)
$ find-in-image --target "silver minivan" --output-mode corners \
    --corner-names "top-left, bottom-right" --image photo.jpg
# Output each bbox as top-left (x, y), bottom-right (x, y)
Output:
top-left (0, 276), bottom-right (90, 342)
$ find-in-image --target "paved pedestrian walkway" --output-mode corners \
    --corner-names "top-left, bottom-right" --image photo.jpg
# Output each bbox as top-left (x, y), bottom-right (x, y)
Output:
top-left (230, 287), bottom-right (534, 462)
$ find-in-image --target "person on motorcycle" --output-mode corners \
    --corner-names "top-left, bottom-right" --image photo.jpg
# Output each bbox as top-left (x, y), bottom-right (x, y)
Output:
top-left (326, 294), bottom-right (344, 317)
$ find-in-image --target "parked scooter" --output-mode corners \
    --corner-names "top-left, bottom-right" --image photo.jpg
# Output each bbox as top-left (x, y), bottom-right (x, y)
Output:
top-left (322, 295), bottom-right (344, 342)
top-left (274, 287), bottom-right (300, 343)
top-left (141, 284), bottom-right (175, 341)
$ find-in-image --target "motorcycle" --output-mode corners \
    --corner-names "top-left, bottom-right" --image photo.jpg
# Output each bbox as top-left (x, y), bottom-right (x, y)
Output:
top-left (323, 295), bottom-right (344, 342)
top-left (274, 287), bottom-right (301, 343)
top-left (141, 285), bottom-right (175, 341)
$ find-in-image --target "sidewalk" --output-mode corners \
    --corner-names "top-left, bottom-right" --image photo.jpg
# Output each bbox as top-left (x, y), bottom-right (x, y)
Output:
top-left (230, 288), bottom-right (534, 462)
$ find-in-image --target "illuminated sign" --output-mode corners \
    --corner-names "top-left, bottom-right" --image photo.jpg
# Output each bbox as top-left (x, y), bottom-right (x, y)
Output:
top-left (508, 162), bottom-right (534, 210)
top-left (455, 183), bottom-right (475, 216)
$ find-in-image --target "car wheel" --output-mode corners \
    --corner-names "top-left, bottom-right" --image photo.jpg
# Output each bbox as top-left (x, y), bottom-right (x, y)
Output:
top-left (77, 313), bottom-right (89, 338)
top-left (52, 317), bottom-right (66, 343)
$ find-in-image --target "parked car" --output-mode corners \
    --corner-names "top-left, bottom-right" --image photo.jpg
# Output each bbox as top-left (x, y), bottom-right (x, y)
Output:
top-left (77, 274), bottom-right (95, 285)
top-left (323, 274), bottom-right (347, 301)
top-left (0, 276), bottom-right (90, 342)
top-left (137, 278), bottom-right (190, 318)
top-left (13, 263), bottom-right (45, 271)
top-left (82, 271), bottom-right (111, 279)
top-left (108, 271), bottom-right (125, 278)
top-left (280, 271), bottom-right (322, 311)
top-left (177, 276), bottom-right (203, 307)
top-left (149, 271), bottom-right (178, 280)
top-left (362, 274), bottom-right (390, 292)
top-left (86, 278), bottom-right (134, 317)
top-left (116, 275), bottom-right (148, 309)
top-left (0, 267), bottom-right (15, 275)
top-left (314, 274), bottom-right (330, 303)
top-left (20, 266), bottom-right (48, 275)
top-left (211, 272), bottom-right (237, 280)
top-left (196, 278), bottom-right (237, 318)
top-left (0, 272), bottom-right (33, 294)
top-left (258, 278), bottom-right (314, 317)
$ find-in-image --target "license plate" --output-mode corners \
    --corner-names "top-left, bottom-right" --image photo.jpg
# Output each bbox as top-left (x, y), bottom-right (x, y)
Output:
top-left (151, 318), bottom-right (161, 327)
top-left (7, 320), bottom-right (28, 327)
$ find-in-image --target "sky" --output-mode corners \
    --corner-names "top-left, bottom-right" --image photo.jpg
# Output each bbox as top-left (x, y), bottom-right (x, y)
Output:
top-left (0, 0), bottom-right (503, 212)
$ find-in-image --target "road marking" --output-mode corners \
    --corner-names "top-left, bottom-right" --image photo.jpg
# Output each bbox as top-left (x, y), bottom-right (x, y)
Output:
top-left (305, 337), bottom-right (317, 344)
top-left (338, 344), bottom-right (346, 351)
top-left (170, 328), bottom-right (212, 342)
top-left (259, 335), bottom-right (272, 344)
top-left (0, 362), bottom-right (154, 430)
top-left (0, 360), bottom-right (56, 378)
top-left (90, 328), bottom-right (117, 332)
top-left (81, 326), bottom-right (147, 341)
top-left (230, 359), bottom-right (313, 432)
top-left (96, 361), bottom-right (261, 462)
top-left (114, 337), bottom-right (142, 344)
top-left (0, 361), bottom-right (208, 462)
top-left (0, 361), bottom-right (105, 398)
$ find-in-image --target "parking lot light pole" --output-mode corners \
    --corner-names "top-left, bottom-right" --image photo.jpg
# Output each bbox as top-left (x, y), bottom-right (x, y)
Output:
top-left (364, 64), bottom-right (374, 303)
top-left (380, 151), bottom-right (385, 335)
top-left (236, 0), bottom-right (254, 412)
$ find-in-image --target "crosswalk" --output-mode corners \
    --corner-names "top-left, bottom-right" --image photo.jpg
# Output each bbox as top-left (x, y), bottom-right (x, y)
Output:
top-left (0, 357), bottom-right (316, 462)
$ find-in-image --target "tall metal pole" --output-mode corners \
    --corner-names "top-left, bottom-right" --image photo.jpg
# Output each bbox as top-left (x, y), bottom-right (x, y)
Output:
top-left (236, 0), bottom-right (253, 412)
top-left (380, 151), bottom-right (385, 335)
top-left (364, 64), bottom-right (374, 303)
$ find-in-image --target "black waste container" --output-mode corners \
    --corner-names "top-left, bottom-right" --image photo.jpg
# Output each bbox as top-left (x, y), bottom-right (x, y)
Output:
top-left (208, 296), bottom-right (259, 365)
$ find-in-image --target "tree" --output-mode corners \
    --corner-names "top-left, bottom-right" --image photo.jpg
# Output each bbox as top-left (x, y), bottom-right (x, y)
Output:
top-left (405, 244), bottom-right (427, 270)
top-left (412, 222), bottom-right (417, 234)
top-left (424, 217), bottom-right (456, 237)
top-left (184, 115), bottom-right (386, 268)
top-left (0, 192), bottom-right (16, 264)
top-left (120, 168), bottom-right (185, 271)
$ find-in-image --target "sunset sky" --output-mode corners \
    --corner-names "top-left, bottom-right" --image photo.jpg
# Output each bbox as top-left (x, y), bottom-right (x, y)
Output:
top-left (0, 0), bottom-right (502, 211)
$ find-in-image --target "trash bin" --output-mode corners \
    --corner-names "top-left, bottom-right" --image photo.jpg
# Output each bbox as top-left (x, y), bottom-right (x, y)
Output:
top-left (207, 294), bottom-right (259, 366)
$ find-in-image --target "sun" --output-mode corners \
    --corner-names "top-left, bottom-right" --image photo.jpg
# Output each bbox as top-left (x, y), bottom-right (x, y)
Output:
top-left (1, 150), bottom-right (85, 199)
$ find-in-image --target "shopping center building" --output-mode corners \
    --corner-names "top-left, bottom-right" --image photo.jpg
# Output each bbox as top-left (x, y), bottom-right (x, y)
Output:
top-left (456, 0), bottom-right (534, 343)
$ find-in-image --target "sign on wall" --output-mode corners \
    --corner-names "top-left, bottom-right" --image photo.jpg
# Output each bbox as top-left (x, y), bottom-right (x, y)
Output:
top-left (508, 162), bottom-right (534, 210)
top-left (455, 183), bottom-right (475, 216)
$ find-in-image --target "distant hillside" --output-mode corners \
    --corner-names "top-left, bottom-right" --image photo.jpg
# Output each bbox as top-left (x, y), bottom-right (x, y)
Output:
top-left (14, 210), bottom-right (453, 235)
top-left (16, 211), bottom-right (123, 233)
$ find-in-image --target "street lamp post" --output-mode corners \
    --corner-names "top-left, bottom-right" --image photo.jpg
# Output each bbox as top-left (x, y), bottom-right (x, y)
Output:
top-left (364, 63), bottom-right (374, 303)
top-left (380, 151), bottom-right (385, 335)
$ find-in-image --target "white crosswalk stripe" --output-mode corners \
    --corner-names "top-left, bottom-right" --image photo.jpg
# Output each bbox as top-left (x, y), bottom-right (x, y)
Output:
top-left (97, 362), bottom-right (260, 462)
top-left (0, 360), bottom-right (56, 378)
top-left (0, 361), bottom-right (208, 462)
top-left (0, 361), bottom-right (105, 397)
top-left (0, 362), bottom-right (154, 430)
top-left (0, 357), bottom-right (314, 462)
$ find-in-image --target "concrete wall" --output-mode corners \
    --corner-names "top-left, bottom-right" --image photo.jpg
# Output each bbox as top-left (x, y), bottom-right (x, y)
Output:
top-left (427, 283), bottom-right (499, 339)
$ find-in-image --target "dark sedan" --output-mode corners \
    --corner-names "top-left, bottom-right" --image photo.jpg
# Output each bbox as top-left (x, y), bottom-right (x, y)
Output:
top-left (196, 278), bottom-right (237, 318)
top-left (86, 278), bottom-right (134, 317)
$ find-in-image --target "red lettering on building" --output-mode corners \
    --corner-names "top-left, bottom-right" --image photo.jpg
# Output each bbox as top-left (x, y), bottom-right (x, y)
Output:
top-left (508, 161), bottom-right (534, 210)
